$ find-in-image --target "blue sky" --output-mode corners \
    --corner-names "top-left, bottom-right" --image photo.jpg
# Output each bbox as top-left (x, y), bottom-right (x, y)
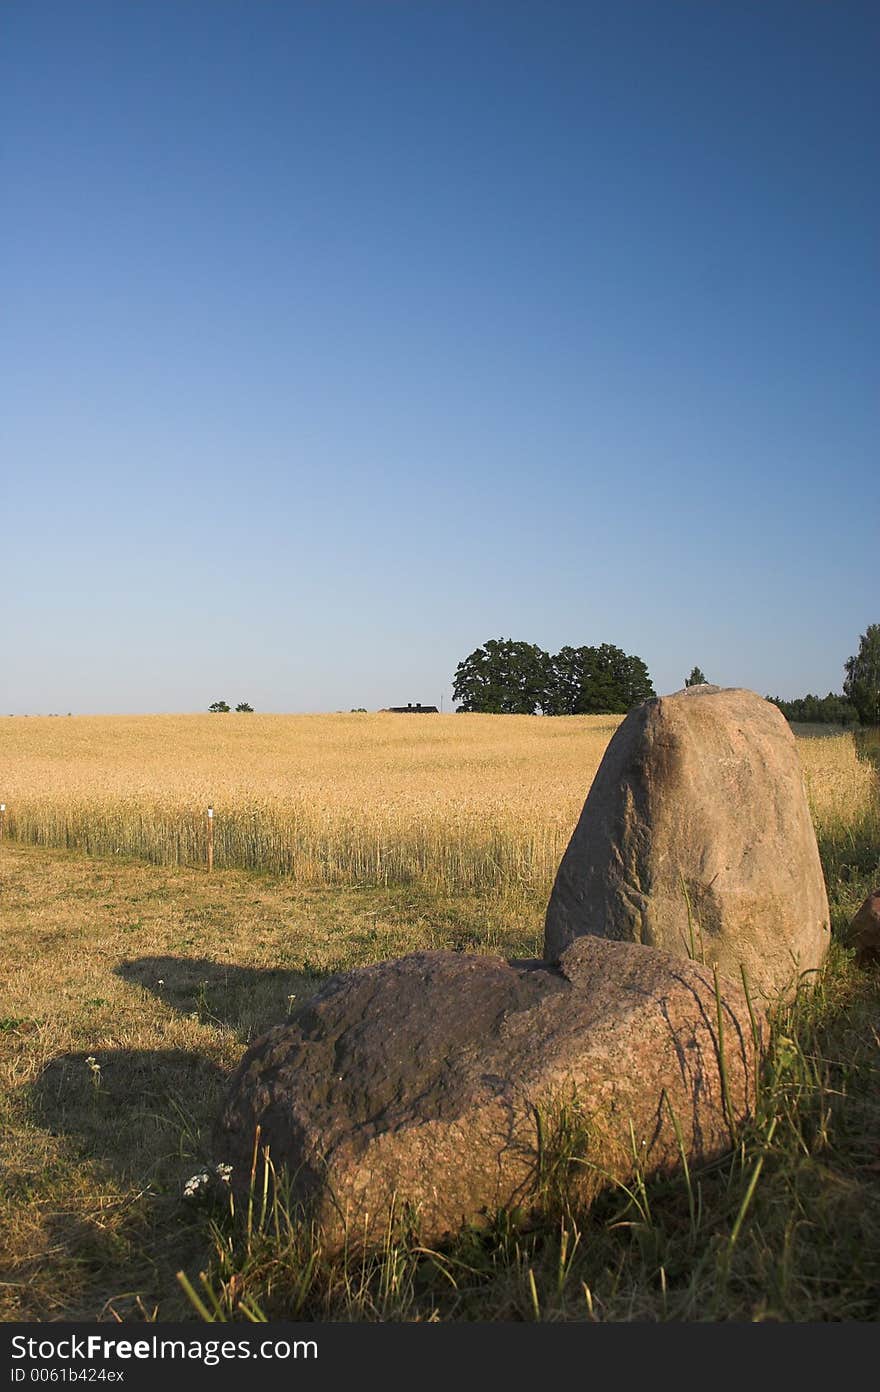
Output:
top-left (3, 1), bottom-right (877, 714)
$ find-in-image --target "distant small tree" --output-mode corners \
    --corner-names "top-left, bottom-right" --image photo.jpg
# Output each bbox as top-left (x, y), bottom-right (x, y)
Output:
top-left (844, 625), bottom-right (880, 726)
top-left (685, 667), bottom-right (708, 687)
top-left (235, 702), bottom-right (254, 712)
top-left (208, 700), bottom-right (231, 713)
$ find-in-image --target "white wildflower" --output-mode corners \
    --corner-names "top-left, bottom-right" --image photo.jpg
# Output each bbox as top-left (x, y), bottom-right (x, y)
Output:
top-left (183, 1171), bottom-right (211, 1199)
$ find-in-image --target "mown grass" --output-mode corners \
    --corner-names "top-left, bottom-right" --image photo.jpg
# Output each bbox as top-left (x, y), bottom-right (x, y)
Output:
top-left (0, 847), bottom-right (541, 1321)
top-left (1, 719), bottom-right (878, 1321)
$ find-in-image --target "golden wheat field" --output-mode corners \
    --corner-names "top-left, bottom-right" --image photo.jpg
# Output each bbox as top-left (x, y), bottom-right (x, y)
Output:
top-left (1, 712), bottom-right (877, 906)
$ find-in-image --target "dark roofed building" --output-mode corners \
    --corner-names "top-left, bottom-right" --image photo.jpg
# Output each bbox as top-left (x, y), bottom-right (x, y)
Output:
top-left (385, 702), bottom-right (439, 714)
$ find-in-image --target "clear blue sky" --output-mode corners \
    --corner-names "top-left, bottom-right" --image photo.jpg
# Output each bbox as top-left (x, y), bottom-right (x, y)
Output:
top-left (3, 1), bottom-right (877, 714)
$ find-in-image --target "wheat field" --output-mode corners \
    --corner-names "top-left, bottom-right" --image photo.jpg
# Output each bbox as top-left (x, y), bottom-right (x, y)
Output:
top-left (0, 713), bottom-right (622, 900)
top-left (0, 712), bottom-right (876, 906)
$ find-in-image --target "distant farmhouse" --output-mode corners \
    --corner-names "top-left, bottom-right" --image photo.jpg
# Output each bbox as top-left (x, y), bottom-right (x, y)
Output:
top-left (383, 702), bottom-right (439, 714)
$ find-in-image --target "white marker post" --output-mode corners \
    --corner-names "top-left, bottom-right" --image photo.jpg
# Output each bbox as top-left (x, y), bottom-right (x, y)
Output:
top-left (0, 804), bottom-right (5, 840)
top-left (207, 806), bottom-right (214, 873)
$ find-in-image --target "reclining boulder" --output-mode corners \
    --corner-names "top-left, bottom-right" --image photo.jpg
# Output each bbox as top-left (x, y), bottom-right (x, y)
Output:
top-left (216, 938), bottom-right (761, 1252)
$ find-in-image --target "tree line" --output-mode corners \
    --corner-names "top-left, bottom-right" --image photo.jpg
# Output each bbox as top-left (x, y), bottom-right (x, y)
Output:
top-left (452, 638), bottom-right (655, 715)
top-left (451, 625), bottom-right (880, 724)
top-left (768, 624), bottom-right (880, 728)
top-left (766, 692), bottom-right (858, 726)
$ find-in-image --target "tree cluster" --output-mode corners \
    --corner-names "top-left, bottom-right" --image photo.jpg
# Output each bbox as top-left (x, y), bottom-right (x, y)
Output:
top-left (452, 638), bottom-right (655, 715)
top-left (844, 624), bottom-right (880, 726)
top-left (766, 692), bottom-right (858, 726)
top-left (208, 701), bottom-right (254, 713)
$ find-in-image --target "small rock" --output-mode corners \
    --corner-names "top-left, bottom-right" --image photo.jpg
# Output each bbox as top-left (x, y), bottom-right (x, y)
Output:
top-left (846, 890), bottom-right (880, 965)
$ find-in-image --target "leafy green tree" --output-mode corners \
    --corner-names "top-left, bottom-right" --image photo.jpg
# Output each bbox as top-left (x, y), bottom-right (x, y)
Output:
top-left (543, 645), bottom-right (626, 718)
top-left (453, 638), bottom-right (551, 714)
top-left (844, 625), bottom-right (880, 726)
top-left (235, 702), bottom-right (254, 712)
top-left (208, 700), bottom-right (230, 713)
top-left (543, 646), bottom-right (592, 715)
top-left (621, 650), bottom-right (656, 708)
top-left (544, 644), bottom-right (653, 714)
top-left (597, 643), bottom-right (654, 710)
top-left (685, 666), bottom-right (708, 687)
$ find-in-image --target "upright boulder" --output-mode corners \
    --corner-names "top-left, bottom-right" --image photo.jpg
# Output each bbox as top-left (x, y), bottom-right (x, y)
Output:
top-left (544, 685), bottom-right (830, 1002)
top-left (216, 939), bottom-right (761, 1253)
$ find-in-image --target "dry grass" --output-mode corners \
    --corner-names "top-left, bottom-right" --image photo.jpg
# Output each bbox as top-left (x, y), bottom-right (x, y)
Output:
top-left (796, 725), bottom-right (880, 832)
top-left (3, 839), bottom-right (878, 1323)
top-left (0, 845), bottom-right (539, 1320)
top-left (793, 725), bottom-right (880, 930)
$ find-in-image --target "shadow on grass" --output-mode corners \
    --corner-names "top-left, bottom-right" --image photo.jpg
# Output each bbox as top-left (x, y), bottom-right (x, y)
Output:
top-left (114, 955), bottom-right (340, 1037)
top-left (29, 1048), bottom-right (227, 1180)
top-left (20, 1049), bottom-right (231, 1320)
